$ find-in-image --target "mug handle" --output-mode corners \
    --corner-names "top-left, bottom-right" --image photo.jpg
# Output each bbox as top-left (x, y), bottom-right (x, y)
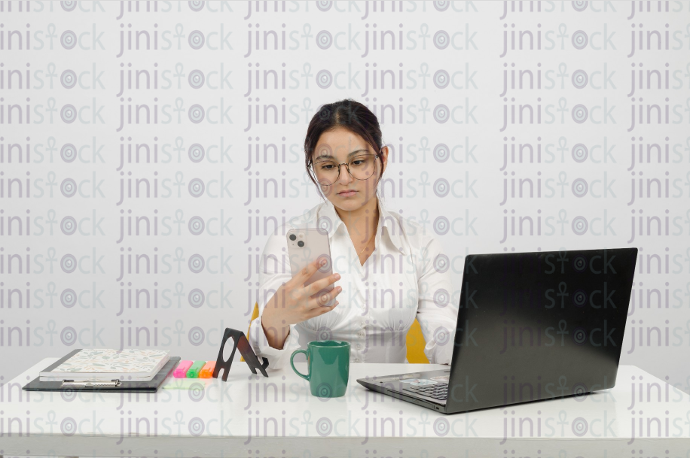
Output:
top-left (290, 349), bottom-right (310, 381)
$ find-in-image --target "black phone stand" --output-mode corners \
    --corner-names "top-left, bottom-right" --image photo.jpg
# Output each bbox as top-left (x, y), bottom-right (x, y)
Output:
top-left (212, 327), bottom-right (270, 380)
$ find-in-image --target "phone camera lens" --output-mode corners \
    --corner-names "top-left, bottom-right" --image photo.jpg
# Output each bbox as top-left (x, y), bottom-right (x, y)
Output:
top-left (289, 234), bottom-right (296, 241)
top-left (297, 241), bottom-right (304, 247)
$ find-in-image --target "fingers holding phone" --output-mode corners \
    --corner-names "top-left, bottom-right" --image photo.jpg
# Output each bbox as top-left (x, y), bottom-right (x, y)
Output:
top-left (267, 257), bottom-right (343, 327)
top-left (297, 258), bottom-right (344, 316)
top-left (263, 229), bottom-right (344, 330)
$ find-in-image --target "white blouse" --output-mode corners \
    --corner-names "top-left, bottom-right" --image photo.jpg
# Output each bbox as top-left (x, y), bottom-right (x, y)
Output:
top-left (248, 195), bottom-right (459, 371)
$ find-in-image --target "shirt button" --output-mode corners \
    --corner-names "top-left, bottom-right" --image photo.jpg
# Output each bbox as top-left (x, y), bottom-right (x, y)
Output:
top-left (356, 343), bottom-right (361, 349)
top-left (355, 358), bottom-right (359, 362)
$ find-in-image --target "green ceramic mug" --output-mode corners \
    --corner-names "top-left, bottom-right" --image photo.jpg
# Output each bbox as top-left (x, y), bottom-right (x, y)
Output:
top-left (290, 340), bottom-right (350, 398)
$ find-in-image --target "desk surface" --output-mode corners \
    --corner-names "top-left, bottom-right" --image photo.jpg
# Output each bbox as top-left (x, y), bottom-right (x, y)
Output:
top-left (2, 358), bottom-right (689, 457)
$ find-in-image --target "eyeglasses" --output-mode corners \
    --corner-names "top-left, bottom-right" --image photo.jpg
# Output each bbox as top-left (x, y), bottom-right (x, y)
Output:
top-left (312, 153), bottom-right (380, 186)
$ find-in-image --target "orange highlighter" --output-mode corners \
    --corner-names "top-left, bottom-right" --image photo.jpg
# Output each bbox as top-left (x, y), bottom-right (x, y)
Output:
top-left (199, 361), bottom-right (216, 378)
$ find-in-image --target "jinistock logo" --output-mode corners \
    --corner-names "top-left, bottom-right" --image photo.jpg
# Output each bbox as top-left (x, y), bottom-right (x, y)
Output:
top-left (0, 4), bottom-right (689, 445)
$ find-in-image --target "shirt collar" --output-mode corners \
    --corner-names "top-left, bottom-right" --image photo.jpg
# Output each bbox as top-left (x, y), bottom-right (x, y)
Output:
top-left (316, 195), bottom-right (406, 255)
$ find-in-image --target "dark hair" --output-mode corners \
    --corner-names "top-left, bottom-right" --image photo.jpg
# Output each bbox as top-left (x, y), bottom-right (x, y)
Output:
top-left (304, 99), bottom-right (386, 201)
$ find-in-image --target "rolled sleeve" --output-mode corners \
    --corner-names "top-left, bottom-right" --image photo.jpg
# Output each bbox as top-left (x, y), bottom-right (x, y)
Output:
top-left (248, 313), bottom-right (301, 372)
top-left (415, 235), bottom-right (459, 366)
top-left (247, 231), bottom-right (303, 371)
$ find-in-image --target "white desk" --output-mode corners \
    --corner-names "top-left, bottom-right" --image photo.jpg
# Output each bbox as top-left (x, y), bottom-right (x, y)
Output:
top-left (2, 358), bottom-right (689, 457)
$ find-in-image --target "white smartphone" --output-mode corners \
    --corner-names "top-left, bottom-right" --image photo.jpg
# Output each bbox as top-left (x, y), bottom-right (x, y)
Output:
top-left (286, 227), bottom-right (336, 307)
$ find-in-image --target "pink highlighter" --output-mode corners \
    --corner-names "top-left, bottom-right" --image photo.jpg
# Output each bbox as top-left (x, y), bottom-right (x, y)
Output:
top-left (173, 360), bottom-right (193, 378)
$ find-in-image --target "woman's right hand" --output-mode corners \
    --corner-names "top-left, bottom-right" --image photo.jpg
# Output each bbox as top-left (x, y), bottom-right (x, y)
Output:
top-left (263, 257), bottom-right (342, 327)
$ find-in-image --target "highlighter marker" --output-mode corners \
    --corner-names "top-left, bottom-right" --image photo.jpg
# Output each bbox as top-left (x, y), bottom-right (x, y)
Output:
top-left (199, 361), bottom-right (216, 378)
top-left (173, 360), bottom-right (193, 378)
top-left (186, 360), bottom-right (206, 378)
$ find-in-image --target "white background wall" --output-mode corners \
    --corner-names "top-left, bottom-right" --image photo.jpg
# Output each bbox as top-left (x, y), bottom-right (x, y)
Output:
top-left (2, 0), bottom-right (690, 398)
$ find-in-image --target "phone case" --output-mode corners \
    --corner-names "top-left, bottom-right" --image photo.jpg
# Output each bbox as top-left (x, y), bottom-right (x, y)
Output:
top-left (286, 227), bottom-right (336, 307)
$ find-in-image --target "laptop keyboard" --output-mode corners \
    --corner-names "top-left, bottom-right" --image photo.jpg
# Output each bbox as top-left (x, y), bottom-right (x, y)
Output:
top-left (402, 382), bottom-right (448, 400)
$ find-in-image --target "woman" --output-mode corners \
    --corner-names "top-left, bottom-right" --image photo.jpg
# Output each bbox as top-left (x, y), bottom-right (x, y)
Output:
top-left (248, 99), bottom-right (458, 371)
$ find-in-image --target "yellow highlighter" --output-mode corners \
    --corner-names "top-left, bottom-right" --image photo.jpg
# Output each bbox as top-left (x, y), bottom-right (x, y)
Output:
top-left (199, 361), bottom-right (216, 378)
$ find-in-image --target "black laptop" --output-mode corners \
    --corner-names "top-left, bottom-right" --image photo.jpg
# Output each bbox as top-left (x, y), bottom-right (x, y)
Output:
top-left (356, 247), bottom-right (637, 414)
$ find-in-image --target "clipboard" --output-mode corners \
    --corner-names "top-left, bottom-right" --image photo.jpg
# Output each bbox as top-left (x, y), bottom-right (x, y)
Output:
top-left (22, 351), bottom-right (181, 393)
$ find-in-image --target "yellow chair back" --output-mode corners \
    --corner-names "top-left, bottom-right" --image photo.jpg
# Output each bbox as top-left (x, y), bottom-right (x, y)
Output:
top-left (241, 302), bottom-right (429, 364)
